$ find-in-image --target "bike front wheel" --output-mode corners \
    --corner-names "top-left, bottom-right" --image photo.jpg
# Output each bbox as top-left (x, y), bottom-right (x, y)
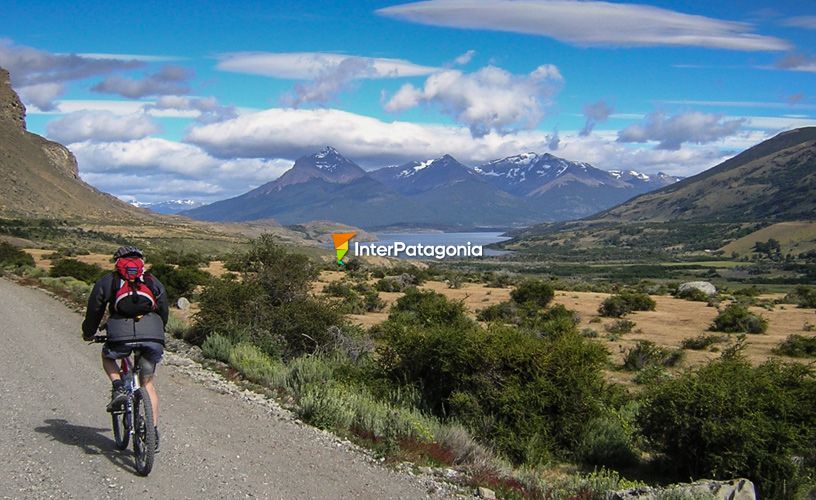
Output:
top-left (132, 389), bottom-right (156, 476)
top-left (111, 405), bottom-right (130, 450)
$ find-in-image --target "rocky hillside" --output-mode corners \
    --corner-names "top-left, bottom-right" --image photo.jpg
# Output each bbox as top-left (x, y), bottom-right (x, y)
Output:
top-left (596, 127), bottom-right (816, 222)
top-left (0, 67), bottom-right (155, 221)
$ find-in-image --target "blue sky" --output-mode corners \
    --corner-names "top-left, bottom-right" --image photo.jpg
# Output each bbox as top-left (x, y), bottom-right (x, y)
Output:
top-left (2, 0), bottom-right (815, 203)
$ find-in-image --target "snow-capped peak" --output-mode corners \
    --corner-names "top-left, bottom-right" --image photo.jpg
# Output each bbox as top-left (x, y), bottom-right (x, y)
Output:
top-left (315, 146), bottom-right (339, 159)
top-left (398, 159), bottom-right (435, 178)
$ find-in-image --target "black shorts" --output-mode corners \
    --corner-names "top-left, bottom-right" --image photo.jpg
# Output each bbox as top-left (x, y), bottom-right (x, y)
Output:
top-left (102, 341), bottom-right (164, 377)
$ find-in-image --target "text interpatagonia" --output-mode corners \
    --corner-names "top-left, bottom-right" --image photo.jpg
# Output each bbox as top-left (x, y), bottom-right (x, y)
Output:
top-left (354, 241), bottom-right (483, 259)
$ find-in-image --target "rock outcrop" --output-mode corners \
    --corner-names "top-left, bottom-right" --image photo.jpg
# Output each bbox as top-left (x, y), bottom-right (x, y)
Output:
top-left (678, 281), bottom-right (717, 297)
top-left (0, 68), bottom-right (26, 130)
top-left (611, 478), bottom-right (756, 499)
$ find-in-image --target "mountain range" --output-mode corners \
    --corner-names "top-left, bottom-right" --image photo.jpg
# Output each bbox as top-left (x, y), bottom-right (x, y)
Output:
top-left (183, 147), bottom-right (680, 230)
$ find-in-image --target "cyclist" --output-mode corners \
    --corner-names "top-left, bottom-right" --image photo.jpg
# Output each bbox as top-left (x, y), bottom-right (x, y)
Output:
top-left (82, 245), bottom-right (168, 452)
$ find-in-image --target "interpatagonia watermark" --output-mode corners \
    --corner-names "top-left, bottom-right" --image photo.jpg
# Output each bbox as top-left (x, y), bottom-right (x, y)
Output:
top-left (332, 233), bottom-right (483, 263)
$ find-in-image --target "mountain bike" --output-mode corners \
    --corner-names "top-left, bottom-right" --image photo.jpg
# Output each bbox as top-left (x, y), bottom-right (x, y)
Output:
top-left (92, 335), bottom-right (156, 476)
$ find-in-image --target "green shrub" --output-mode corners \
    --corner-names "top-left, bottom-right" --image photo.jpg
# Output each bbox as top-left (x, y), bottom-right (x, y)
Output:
top-left (228, 342), bottom-right (282, 385)
top-left (376, 320), bottom-right (609, 464)
top-left (605, 319), bottom-right (636, 335)
top-left (711, 304), bottom-right (768, 334)
top-left (484, 270), bottom-right (514, 288)
top-left (388, 288), bottom-right (469, 327)
top-left (772, 335), bottom-right (816, 358)
top-left (575, 404), bottom-right (640, 468)
top-left (638, 357), bottom-right (816, 498)
top-left (790, 286), bottom-right (816, 308)
top-left (623, 341), bottom-right (684, 371)
top-left (476, 300), bottom-right (517, 323)
top-left (49, 258), bottom-right (104, 283)
top-left (681, 334), bottom-right (728, 350)
top-left (375, 273), bottom-right (417, 292)
top-left (0, 241), bottom-right (35, 267)
top-left (149, 263), bottom-right (211, 302)
top-left (202, 334), bottom-right (233, 362)
top-left (633, 365), bottom-right (671, 385)
top-left (581, 328), bottom-right (599, 338)
top-left (599, 292), bottom-right (656, 317)
top-left (675, 287), bottom-right (710, 302)
top-left (510, 280), bottom-right (555, 308)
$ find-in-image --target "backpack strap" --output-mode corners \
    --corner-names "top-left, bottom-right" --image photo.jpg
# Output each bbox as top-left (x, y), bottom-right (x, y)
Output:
top-left (108, 272), bottom-right (119, 315)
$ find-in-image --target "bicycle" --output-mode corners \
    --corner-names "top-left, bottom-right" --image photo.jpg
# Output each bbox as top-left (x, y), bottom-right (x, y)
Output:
top-left (92, 335), bottom-right (156, 476)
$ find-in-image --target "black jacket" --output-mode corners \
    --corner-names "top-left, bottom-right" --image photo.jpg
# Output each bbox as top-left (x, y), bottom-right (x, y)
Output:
top-left (82, 272), bottom-right (169, 344)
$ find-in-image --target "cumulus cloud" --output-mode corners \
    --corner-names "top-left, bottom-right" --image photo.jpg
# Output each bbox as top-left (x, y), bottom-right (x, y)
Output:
top-left (148, 95), bottom-right (238, 123)
top-left (216, 52), bottom-right (437, 79)
top-left (384, 64), bottom-right (563, 136)
top-left (46, 111), bottom-right (160, 143)
top-left (0, 39), bottom-right (143, 109)
top-left (69, 138), bottom-right (292, 202)
top-left (580, 100), bottom-right (614, 136)
top-left (617, 111), bottom-right (745, 150)
top-left (91, 65), bottom-right (193, 98)
top-left (182, 105), bottom-right (748, 177)
top-left (377, 0), bottom-right (790, 51)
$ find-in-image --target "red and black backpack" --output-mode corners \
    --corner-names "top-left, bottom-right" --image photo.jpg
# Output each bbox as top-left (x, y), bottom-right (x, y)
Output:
top-left (109, 256), bottom-right (158, 318)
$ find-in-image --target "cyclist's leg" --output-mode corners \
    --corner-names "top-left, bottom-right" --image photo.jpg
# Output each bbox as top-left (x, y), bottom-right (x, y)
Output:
top-left (136, 342), bottom-right (163, 426)
top-left (102, 352), bottom-right (122, 382)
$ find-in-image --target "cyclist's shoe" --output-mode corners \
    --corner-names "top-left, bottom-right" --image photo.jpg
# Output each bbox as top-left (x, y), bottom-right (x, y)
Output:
top-left (106, 386), bottom-right (127, 412)
top-left (154, 427), bottom-right (160, 453)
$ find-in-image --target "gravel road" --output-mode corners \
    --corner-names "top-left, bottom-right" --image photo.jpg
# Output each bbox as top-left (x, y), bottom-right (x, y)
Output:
top-left (0, 278), bottom-right (449, 499)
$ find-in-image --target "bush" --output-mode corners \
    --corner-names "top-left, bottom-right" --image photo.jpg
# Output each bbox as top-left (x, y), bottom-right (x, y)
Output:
top-left (510, 280), bottom-right (555, 309)
top-left (605, 319), bottom-right (636, 335)
top-left (675, 287), bottom-right (709, 302)
top-left (790, 286), bottom-right (816, 308)
top-left (681, 334), bottom-right (728, 350)
top-left (599, 292), bottom-right (656, 318)
top-left (772, 335), bottom-right (816, 358)
top-left (638, 357), bottom-right (816, 498)
top-left (202, 333), bottom-right (233, 362)
top-left (711, 304), bottom-right (768, 334)
top-left (375, 273), bottom-right (418, 292)
top-left (148, 263), bottom-right (211, 302)
top-left (476, 301), bottom-right (517, 323)
top-left (376, 320), bottom-right (609, 464)
top-left (228, 342), bottom-right (282, 385)
top-left (623, 341), bottom-right (684, 371)
top-left (49, 258), bottom-right (105, 284)
top-left (388, 288), bottom-right (469, 327)
top-left (0, 241), bottom-right (35, 267)
top-left (575, 403), bottom-right (640, 468)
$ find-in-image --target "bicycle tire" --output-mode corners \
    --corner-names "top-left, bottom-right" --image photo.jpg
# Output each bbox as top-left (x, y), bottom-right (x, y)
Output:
top-left (111, 406), bottom-right (130, 450)
top-left (132, 389), bottom-right (156, 476)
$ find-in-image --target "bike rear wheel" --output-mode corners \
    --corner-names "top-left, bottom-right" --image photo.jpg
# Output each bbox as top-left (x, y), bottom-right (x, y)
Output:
top-left (111, 405), bottom-right (130, 450)
top-left (132, 389), bottom-right (156, 476)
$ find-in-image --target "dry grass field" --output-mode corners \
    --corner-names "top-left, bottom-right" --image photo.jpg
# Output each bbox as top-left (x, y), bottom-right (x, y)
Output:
top-left (315, 271), bottom-right (816, 382)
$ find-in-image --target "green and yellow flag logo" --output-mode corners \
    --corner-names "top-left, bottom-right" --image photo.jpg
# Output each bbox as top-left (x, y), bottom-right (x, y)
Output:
top-left (332, 232), bottom-right (356, 265)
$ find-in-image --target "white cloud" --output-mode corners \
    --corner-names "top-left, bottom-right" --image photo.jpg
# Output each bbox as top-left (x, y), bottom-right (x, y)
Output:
top-left (453, 50), bottom-right (476, 66)
top-left (773, 53), bottom-right (816, 73)
top-left (148, 95), bottom-right (238, 123)
top-left (384, 64), bottom-right (563, 136)
top-left (69, 138), bottom-right (292, 202)
top-left (91, 65), bottom-right (193, 98)
top-left (618, 111), bottom-right (745, 150)
top-left (377, 0), bottom-right (791, 51)
top-left (216, 52), bottom-right (438, 79)
top-left (184, 106), bottom-right (758, 179)
top-left (46, 111), bottom-right (160, 143)
top-left (17, 83), bottom-right (64, 111)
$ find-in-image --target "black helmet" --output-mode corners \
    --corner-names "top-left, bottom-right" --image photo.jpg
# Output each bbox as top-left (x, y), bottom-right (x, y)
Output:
top-left (113, 245), bottom-right (144, 260)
